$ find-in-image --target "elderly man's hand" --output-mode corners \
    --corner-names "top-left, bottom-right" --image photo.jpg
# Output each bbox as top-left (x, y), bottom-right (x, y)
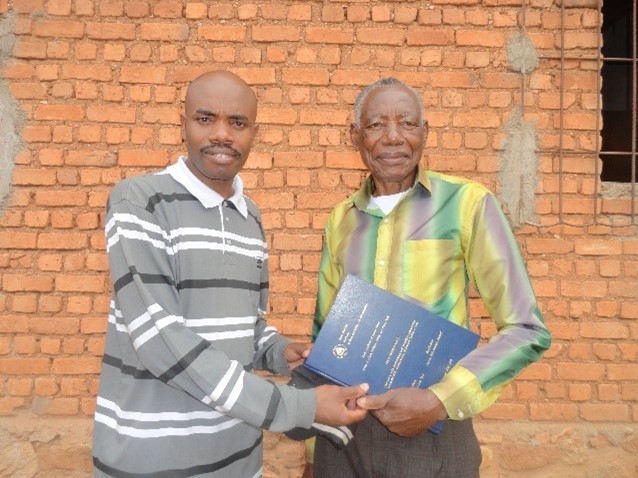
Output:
top-left (357, 388), bottom-right (447, 437)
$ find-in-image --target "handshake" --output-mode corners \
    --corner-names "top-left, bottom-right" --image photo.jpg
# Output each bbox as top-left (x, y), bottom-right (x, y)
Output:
top-left (284, 342), bottom-right (448, 442)
top-left (285, 342), bottom-right (369, 429)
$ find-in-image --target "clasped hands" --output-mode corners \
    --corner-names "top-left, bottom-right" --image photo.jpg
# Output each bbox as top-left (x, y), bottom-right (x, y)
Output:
top-left (285, 342), bottom-right (448, 436)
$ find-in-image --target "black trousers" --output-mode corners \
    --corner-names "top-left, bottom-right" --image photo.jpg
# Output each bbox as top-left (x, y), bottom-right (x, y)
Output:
top-left (314, 417), bottom-right (481, 478)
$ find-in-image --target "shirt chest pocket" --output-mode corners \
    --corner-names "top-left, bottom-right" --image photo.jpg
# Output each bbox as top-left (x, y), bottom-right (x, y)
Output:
top-left (402, 239), bottom-right (456, 305)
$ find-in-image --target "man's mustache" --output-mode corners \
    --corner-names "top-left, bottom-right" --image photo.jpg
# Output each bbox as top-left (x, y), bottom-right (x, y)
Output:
top-left (200, 145), bottom-right (241, 157)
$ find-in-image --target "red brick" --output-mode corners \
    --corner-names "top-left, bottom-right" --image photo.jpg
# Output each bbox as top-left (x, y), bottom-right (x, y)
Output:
top-left (33, 20), bottom-right (84, 38)
top-left (297, 192), bottom-right (347, 210)
top-left (11, 168), bottom-right (56, 186)
top-left (4, 63), bottom-right (34, 79)
top-left (282, 318), bottom-right (312, 336)
top-left (481, 402), bottom-right (529, 420)
top-left (3, 275), bottom-right (54, 292)
top-left (456, 30), bottom-right (505, 47)
top-left (557, 362), bottom-right (605, 381)
top-left (324, 152), bottom-right (365, 170)
top-left (530, 403), bottom-right (578, 420)
top-left (228, 68), bottom-right (276, 85)
top-left (86, 22), bottom-right (136, 40)
top-left (0, 315), bottom-right (29, 333)
top-left (257, 108), bottom-right (298, 125)
top-left (118, 150), bottom-right (170, 167)
top-left (120, 66), bottom-right (167, 84)
top-left (560, 277), bottom-right (607, 297)
top-left (252, 25), bottom-right (300, 42)
top-left (574, 239), bottom-right (623, 256)
top-left (331, 70), bottom-right (379, 86)
top-left (142, 107), bottom-right (181, 125)
top-left (525, 238), bottom-right (574, 254)
top-left (273, 234), bottom-right (323, 252)
top-left (197, 25), bottom-right (246, 42)
top-left (480, 72), bottom-right (520, 89)
top-left (51, 357), bottom-right (102, 374)
top-left (32, 397), bottom-right (79, 415)
top-left (87, 106), bottom-right (137, 124)
top-left (288, 4), bottom-right (311, 21)
top-left (356, 27), bottom-right (404, 45)
top-left (619, 302), bottom-right (638, 319)
top-left (300, 109), bottom-right (350, 126)
top-left (581, 321), bottom-right (629, 339)
top-left (12, 41), bottom-right (47, 59)
top-left (260, 4), bottom-right (288, 20)
top-left (34, 191), bottom-right (87, 207)
top-left (580, 404), bottom-right (629, 422)
top-left (140, 23), bottom-right (189, 41)
top-left (270, 152), bottom-right (323, 170)
top-left (346, 5), bottom-right (369, 23)
top-left (321, 5), bottom-right (345, 22)
top-left (0, 397), bottom-right (26, 415)
top-left (37, 233), bottom-right (88, 250)
top-left (282, 68), bottom-right (330, 86)
top-left (185, 3), bottom-right (206, 18)
top-left (154, 1), bottom-right (183, 17)
top-left (14, 336), bottom-right (37, 354)
top-left (0, 358), bottom-right (50, 375)
top-left (33, 104), bottom-right (84, 121)
top-left (606, 364), bottom-right (638, 381)
top-left (61, 64), bottom-right (112, 81)
top-left (305, 27), bottom-right (355, 45)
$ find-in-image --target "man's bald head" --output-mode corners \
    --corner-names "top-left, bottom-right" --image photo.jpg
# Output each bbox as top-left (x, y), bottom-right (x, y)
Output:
top-left (184, 70), bottom-right (258, 121)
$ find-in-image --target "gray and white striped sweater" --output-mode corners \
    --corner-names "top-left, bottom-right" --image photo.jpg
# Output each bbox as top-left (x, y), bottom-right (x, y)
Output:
top-left (93, 159), bottom-right (315, 477)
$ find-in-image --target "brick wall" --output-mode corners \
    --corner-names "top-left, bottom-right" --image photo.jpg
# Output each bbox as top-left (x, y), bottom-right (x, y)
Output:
top-left (0, 1), bottom-right (636, 477)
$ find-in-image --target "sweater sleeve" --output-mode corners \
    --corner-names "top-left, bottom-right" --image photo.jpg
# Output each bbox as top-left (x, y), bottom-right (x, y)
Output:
top-left (105, 181), bottom-right (315, 432)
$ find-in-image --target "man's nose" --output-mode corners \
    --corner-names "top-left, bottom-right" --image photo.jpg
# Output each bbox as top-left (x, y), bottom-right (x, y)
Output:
top-left (208, 121), bottom-right (233, 143)
top-left (383, 123), bottom-right (404, 144)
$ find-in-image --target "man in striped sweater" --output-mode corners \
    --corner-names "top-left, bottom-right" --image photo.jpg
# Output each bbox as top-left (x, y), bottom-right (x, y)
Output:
top-left (92, 70), bottom-right (369, 477)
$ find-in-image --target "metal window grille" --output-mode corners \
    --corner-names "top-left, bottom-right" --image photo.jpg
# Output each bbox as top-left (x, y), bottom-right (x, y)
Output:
top-left (522, 0), bottom-right (637, 226)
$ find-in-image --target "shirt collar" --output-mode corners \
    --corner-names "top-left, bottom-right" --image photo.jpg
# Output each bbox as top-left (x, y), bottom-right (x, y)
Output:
top-left (167, 156), bottom-right (248, 218)
top-left (352, 166), bottom-right (431, 211)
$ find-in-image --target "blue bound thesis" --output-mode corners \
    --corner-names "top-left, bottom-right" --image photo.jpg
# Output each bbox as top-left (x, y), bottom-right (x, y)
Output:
top-left (305, 275), bottom-right (480, 434)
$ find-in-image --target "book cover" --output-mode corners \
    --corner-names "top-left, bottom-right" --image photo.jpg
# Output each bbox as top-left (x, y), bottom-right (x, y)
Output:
top-left (305, 275), bottom-right (480, 397)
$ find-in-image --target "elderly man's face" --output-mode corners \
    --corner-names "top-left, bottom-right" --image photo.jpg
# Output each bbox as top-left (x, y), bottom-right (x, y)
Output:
top-left (351, 85), bottom-right (427, 196)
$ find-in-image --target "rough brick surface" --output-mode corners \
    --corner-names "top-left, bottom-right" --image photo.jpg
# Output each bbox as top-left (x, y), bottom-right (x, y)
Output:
top-left (0, 1), bottom-right (636, 476)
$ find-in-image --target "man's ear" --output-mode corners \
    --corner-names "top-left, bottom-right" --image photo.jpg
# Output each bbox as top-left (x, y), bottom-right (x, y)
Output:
top-left (349, 123), bottom-right (360, 149)
top-left (252, 123), bottom-right (260, 139)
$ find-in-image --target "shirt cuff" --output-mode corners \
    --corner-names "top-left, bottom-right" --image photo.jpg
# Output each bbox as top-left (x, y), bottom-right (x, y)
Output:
top-left (428, 365), bottom-right (503, 420)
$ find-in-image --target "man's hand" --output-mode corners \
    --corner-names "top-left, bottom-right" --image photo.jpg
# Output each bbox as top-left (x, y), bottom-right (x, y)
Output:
top-left (356, 388), bottom-right (447, 437)
top-left (284, 342), bottom-right (312, 371)
top-left (315, 383), bottom-right (369, 426)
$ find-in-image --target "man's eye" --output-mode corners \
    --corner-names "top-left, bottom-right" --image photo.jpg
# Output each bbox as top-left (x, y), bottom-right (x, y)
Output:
top-left (197, 116), bottom-right (212, 123)
top-left (232, 120), bottom-right (246, 128)
top-left (401, 121), bottom-right (418, 129)
top-left (367, 122), bottom-right (384, 130)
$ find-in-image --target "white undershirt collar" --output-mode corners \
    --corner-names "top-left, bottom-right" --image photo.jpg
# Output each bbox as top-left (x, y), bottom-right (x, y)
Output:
top-left (368, 190), bottom-right (408, 215)
top-left (167, 156), bottom-right (248, 218)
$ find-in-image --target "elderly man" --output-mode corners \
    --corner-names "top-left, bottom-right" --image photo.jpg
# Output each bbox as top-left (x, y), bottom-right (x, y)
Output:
top-left (92, 70), bottom-right (369, 478)
top-left (305, 78), bottom-right (551, 477)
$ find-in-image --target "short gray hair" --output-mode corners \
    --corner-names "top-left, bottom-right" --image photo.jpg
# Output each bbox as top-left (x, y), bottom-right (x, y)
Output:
top-left (352, 78), bottom-right (426, 126)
